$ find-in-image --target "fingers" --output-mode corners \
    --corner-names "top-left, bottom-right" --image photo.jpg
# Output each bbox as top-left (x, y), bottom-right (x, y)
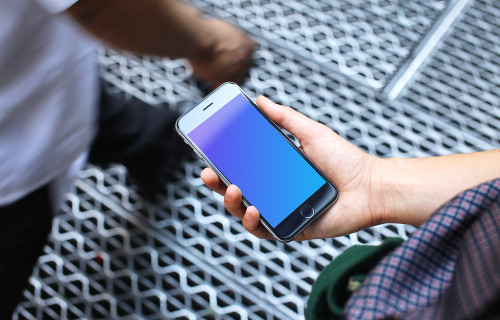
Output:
top-left (224, 185), bottom-right (246, 220)
top-left (200, 169), bottom-right (273, 239)
top-left (200, 168), bottom-right (246, 221)
top-left (220, 183), bottom-right (273, 239)
top-left (256, 95), bottom-right (325, 141)
top-left (201, 168), bottom-right (227, 196)
top-left (242, 206), bottom-right (273, 239)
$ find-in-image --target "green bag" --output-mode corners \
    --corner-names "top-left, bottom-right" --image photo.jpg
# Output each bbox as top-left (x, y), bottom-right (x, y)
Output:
top-left (306, 237), bottom-right (403, 320)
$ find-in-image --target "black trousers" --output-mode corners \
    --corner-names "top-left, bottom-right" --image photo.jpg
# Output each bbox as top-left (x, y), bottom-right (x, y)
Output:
top-left (88, 90), bottom-right (181, 187)
top-left (0, 185), bottom-right (52, 319)
top-left (0, 89), bottom-right (180, 318)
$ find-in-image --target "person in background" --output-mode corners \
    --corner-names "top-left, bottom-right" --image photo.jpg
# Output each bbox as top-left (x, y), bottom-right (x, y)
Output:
top-left (0, 0), bottom-right (255, 317)
top-left (202, 96), bottom-right (500, 319)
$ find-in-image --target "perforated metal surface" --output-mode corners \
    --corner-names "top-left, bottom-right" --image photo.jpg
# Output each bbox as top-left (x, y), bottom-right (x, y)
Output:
top-left (189, 0), bottom-right (450, 90)
top-left (402, 0), bottom-right (500, 146)
top-left (14, 0), bottom-right (499, 319)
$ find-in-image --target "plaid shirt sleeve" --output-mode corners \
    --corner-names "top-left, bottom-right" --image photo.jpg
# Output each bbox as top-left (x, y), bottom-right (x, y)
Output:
top-left (345, 179), bottom-right (500, 320)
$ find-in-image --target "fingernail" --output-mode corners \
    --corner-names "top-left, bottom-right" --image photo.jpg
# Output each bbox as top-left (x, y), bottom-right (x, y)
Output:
top-left (225, 189), bottom-right (232, 201)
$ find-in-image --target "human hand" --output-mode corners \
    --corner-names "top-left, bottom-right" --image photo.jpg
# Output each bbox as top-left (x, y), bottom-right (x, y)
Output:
top-left (201, 96), bottom-right (389, 240)
top-left (188, 19), bottom-right (256, 87)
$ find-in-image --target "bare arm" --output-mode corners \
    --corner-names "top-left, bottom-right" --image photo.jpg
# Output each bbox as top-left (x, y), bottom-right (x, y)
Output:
top-left (379, 150), bottom-right (500, 226)
top-left (67, 0), bottom-right (214, 60)
top-left (66, 0), bottom-right (255, 85)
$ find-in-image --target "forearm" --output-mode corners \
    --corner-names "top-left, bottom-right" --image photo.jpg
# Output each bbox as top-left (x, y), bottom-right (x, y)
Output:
top-left (67, 0), bottom-right (214, 61)
top-left (378, 149), bottom-right (500, 225)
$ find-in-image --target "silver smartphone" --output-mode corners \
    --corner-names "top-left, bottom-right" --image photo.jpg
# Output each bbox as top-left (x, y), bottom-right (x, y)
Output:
top-left (176, 83), bottom-right (338, 242)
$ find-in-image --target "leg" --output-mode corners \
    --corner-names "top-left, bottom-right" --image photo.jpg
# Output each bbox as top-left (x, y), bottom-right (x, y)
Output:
top-left (88, 88), bottom-right (187, 197)
top-left (0, 185), bottom-right (53, 319)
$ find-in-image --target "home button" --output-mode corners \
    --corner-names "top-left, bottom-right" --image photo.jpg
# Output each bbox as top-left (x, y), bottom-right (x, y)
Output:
top-left (300, 205), bottom-right (315, 219)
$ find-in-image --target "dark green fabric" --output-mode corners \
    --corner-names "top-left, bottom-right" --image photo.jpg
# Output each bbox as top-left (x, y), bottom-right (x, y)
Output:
top-left (306, 237), bottom-right (404, 320)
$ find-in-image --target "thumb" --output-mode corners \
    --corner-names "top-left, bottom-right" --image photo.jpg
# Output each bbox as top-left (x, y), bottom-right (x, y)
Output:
top-left (256, 95), bottom-right (324, 141)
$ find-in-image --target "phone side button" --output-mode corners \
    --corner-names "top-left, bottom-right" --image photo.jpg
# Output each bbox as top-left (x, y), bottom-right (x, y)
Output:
top-left (193, 151), bottom-right (210, 167)
top-left (300, 205), bottom-right (315, 219)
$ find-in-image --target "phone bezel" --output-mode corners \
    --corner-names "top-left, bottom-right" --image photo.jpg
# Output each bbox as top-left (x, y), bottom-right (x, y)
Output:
top-left (176, 82), bottom-right (338, 242)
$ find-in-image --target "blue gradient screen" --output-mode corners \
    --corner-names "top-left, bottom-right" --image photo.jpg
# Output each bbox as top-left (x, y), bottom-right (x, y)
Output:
top-left (188, 94), bottom-right (326, 227)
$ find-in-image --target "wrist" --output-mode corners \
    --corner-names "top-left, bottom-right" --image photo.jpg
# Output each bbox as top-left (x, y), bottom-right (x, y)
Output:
top-left (159, 1), bottom-right (217, 61)
top-left (370, 157), bottom-right (407, 225)
top-left (367, 157), bottom-right (391, 226)
top-left (185, 18), bottom-right (218, 63)
top-left (376, 157), bottom-right (436, 226)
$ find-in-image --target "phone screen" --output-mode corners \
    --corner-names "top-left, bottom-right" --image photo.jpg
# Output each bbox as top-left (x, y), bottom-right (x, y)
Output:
top-left (187, 93), bottom-right (326, 228)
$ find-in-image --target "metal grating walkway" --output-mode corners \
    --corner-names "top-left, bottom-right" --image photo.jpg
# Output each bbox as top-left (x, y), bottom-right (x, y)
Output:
top-left (14, 0), bottom-right (499, 319)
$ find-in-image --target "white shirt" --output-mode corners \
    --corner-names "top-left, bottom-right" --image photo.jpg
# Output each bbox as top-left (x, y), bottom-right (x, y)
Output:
top-left (0, 0), bottom-right (99, 206)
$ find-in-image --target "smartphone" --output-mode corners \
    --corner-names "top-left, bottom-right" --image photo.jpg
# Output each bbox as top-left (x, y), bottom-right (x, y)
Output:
top-left (176, 83), bottom-right (338, 242)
